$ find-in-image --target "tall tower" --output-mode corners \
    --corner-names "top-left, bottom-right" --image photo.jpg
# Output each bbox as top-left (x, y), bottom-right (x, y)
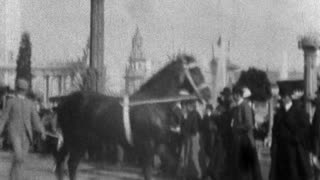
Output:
top-left (125, 27), bottom-right (147, 95)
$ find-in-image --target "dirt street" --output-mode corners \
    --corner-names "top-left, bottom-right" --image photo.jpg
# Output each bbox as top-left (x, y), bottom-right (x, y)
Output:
top-left (0, 150), bottom-right (270, 180)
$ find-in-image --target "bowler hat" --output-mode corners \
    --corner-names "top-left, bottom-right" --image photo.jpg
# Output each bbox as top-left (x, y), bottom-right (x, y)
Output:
top-left (16, 79), bottom-right (29, 91)
top-left (279, 86), bottom-right (292, 97)
top-left (220, 87), bottom-right (232, 96)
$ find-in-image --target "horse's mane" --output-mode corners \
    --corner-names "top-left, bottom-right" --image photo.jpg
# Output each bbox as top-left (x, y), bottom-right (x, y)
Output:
top-left (132, 55), bottom-right (198, 100)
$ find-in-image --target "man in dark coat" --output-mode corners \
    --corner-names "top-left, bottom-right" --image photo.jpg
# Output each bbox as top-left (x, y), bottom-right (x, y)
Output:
top-left (180, 100), bottom-right (202, 180)
top-left (310, 87), bottom-right (320, 179)
top-left (200, 104), bottom-right (214, 156)
top-left (269, 88), bottom-right (312, 180)
top-left (216, 87), bottom-right (236, 180)
top-left (231, 86), bottom-right (262, 180)
top-left (169, 102), bottom-right (184, 156)
top-left (161, 101), bottom-right (184, 175)
top-left (199, 104), bottom-right (214, 178)
top-left (0, 79), bottom-right (46, 180)
top-left (201, 104), bottom-right (226, 180)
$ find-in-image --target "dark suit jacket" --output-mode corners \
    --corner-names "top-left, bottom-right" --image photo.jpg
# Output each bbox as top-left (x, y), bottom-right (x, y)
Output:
top-left (311, 99), bottom-right (320, 156)
top-left (0, 96), bottom-right (45, 142)
top-left (232, 100), bottom-right (262, 180)
top-left (182, 110), bottom-right (200, 138)
top-left (232, 100), bottom-right (254, 144)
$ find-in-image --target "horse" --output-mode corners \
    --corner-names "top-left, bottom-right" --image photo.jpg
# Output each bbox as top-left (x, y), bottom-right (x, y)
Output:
top-left (54, 54), bottom-right (210, 180)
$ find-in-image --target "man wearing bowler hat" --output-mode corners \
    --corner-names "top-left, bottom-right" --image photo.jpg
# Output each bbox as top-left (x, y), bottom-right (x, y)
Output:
top-left (0, 78), bottom-right (46, 180)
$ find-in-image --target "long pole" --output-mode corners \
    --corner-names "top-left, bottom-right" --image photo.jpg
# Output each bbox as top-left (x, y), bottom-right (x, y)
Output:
top-left (90, 0), bottom-right (105, 93)
top-left (299, 34), bottom-right (320, 121)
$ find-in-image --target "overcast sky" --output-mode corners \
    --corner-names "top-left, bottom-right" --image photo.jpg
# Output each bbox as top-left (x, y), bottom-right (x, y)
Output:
top-left (21, 0), bottom-right (320, 88)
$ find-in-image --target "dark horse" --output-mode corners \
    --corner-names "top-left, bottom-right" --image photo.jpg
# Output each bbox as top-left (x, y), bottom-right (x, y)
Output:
top-left (54, 55), bottom-right (210, 180)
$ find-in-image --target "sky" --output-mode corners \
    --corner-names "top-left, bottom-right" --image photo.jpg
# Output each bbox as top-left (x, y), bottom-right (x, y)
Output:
top-left (19, 0), bottom-right (320, 89)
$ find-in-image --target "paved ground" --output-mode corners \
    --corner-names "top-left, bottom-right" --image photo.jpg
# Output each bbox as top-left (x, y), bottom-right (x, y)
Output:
top-left (0, 150), bottom-right (271, 180)
top-left (0, 151), bottom-right (146, 180)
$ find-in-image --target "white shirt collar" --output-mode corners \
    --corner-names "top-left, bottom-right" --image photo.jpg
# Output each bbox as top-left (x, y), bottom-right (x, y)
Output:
top-left (285, 101), bottom-right (293, 112)
top-left (237, 98), bottom-right (244, 106)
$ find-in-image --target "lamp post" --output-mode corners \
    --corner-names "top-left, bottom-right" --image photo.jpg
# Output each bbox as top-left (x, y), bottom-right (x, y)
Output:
top-left (299, 33), bottom-right (320, 120)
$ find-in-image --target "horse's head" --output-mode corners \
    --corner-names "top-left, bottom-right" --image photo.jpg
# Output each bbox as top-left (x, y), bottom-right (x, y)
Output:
top-left (133, 54), bottom-right (210, 101)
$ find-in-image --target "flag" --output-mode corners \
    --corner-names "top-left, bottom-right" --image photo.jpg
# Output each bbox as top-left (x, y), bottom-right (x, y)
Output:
top-left (217, 36), bottom-right (222, 47)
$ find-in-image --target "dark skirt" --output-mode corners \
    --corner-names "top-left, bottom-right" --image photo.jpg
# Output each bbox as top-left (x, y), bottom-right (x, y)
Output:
top-left (206, 134), bottom-right (226, 180)
top-left (269, 141), bottom-right (312, 180)
top-left (234, 133), bottom-right (262, 180)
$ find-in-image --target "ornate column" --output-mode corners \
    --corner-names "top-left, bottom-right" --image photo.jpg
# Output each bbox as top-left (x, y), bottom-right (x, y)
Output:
top-left (299, 34), bottom-right (320, 120)
top-left (62, 75), bottom-right (66, 95)
top-left (44, 75), bottom-right (50, 107)
top-left (57, 75), bottom-right (62, 95)
top-left (70, 73), bottom-right (75, 90)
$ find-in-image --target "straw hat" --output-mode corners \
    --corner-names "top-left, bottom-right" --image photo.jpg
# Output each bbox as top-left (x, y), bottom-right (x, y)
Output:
top-left (242, 87), bottom-right (252, 98)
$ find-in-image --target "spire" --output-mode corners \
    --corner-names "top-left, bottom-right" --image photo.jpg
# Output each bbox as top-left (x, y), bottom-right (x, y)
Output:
top-left (126, 26), bottom-right (147, 94)
top-left (134, 26), bottom-right (141, 38)
top-left (132, 26), bottom-right (142, 48)
top-left (217, 36), bottom-right (222, 47)
top-left (131, 26), bottom-right (143, 59)
top-left (212, 43), bottom-right (215, 57)
top-left (280, 51), bottom-right (289, 80)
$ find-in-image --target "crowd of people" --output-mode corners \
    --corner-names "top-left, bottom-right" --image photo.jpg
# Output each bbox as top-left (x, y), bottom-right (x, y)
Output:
top-left (162, 86), bottom-right (262, 180)
top-left (162, 84), bottom-right (320, 180)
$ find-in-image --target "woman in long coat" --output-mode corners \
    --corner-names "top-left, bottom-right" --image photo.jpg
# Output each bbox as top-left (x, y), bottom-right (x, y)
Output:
top-left (269, 91), bottom-right (312, 180)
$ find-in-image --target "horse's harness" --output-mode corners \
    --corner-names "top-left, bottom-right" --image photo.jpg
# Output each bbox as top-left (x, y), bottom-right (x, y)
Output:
top-left (121, 61), bottom-right (209, 145)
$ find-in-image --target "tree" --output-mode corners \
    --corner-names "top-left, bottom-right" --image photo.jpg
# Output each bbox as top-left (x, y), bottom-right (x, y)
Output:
top-left (236, 67), bottom-right (272, 102)
top-left (15, 32), bottom-right (32, 89)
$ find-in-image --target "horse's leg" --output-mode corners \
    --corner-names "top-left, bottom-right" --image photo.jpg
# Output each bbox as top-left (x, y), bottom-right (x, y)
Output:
top-left (68, 146), bottom-right (85, 180)
top-left (54, 143), bottom-right (68, 180)
top-left (141, 139), bottom-right (155, 180)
